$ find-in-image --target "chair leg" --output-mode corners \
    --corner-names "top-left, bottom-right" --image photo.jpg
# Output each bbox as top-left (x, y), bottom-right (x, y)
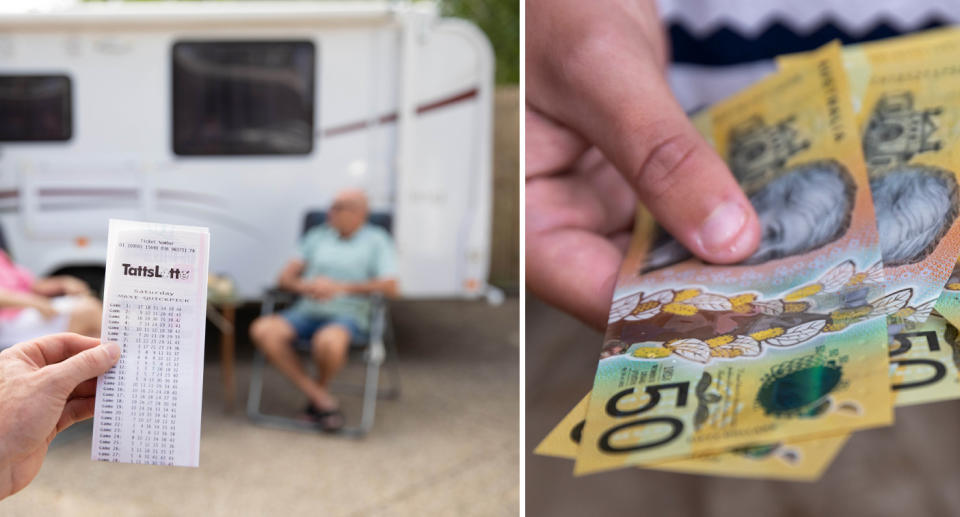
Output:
top-left (339, 349), bottom-right (381, 437)
top-left (382, 321), bottom-right (401, 400)
top-left (360, 349), bottom-right (382, 432)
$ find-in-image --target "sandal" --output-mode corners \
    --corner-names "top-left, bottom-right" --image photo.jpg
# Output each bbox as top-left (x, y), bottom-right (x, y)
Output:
top-left (304, 403), bottom-right (345, 433)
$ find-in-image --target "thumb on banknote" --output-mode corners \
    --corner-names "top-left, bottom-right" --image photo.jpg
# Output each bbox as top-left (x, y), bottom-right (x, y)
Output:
top-left (526, 0), bottom-right (761, 264)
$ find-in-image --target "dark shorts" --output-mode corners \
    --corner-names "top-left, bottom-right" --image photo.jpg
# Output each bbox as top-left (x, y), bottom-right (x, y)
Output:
top-left (278, 309), bottom-right (367, 350)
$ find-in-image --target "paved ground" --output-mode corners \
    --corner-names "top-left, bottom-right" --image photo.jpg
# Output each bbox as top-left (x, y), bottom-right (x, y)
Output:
top-left (527, 295), bottom-right (960, 517)
top-left (2, 298), bottom-right (519, 517)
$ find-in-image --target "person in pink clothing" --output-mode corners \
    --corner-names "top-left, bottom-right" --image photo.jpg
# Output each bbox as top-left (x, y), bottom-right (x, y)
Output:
top-left (0, 250), bottom-right (101, 348)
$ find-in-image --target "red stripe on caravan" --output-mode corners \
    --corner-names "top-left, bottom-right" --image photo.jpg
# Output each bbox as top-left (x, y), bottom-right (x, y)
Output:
top-left (38, 187), bottom-right (137, 197)
top-left (323, 120), bottom-right (370, 138)
top-left (415, 89), bottom-right (478, 114)
top-left (322, 87), bottom-right (479, 138)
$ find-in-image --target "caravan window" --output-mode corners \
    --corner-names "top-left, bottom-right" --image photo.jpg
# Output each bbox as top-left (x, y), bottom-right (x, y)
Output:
top-left (172, 41), bottom-right (316, 156)
top-left (0, 75), bottom-right (72, 142)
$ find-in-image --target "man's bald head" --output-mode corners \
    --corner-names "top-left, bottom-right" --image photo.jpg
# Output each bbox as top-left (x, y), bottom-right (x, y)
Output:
top-left (329, 188), bottom-right (370, 237)
top-left (334, 188), bottom-right (369, 212)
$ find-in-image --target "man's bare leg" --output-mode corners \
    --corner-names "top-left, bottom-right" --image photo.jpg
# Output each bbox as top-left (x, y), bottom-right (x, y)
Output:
top-left (311, 324), bottom-right (351, 391)
top-left (308, 325), bottom-right (351, 429)
top-left (250, 315), bottom-right (325, 404)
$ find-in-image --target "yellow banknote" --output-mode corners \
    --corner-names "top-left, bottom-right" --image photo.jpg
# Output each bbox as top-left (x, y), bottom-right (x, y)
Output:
top-left (780, 35), bottom-right (960, 319)
top-left (575, 43), bottom-right (893, 476)
top-left (536, 394), bottom-right (849, 481)
top-left (857, 48), bottom-right (960, 318)
top-left (694, 33), bottom-right (960, 465)
top-left (777, 31), bottom-right (960, 388)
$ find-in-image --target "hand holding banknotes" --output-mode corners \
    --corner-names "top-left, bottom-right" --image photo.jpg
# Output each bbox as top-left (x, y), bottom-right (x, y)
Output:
top-left (0, 334), bottom-right (120, 499)
top-left (525, 0), bottom-right (761, 328)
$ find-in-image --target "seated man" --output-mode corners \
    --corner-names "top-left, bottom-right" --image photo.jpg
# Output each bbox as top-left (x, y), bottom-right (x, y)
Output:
top-left (0, 250), bottom-right (102, 349)
top-left (250, 188), bottom-right (398, 431)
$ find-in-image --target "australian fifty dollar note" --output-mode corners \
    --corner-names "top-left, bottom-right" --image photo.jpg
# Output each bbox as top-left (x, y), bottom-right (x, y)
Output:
top-left (857, 43), bottom-right (960, 330)
top-left (572, 43), bottom-right (900, 476)
top-left (778, 31), bottom-right (960, 401)
top-left (781, 29), bottom-right (960, 325)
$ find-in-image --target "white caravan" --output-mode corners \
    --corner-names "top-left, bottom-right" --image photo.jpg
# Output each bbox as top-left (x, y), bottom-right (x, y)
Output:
top-left (0, 1), bottom-right (494, 301)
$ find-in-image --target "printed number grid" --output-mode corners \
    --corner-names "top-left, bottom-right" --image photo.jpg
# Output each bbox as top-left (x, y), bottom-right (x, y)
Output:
top-left (99, 292), bottom-right (184, 465)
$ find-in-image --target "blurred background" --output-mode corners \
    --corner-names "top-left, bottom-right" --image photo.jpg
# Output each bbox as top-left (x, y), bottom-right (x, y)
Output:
top-left (0, 0), bottom-right (518, 515)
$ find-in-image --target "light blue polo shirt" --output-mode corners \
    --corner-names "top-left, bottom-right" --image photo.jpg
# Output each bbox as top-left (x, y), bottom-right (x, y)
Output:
top-left (290, 223), bottom-right (397, 331)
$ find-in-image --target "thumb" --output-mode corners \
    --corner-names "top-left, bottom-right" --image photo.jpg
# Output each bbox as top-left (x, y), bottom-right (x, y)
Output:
top-left (45, 342), bottom-right (121, 395)
top-left (531, 24), bottom-right (761, 263)
top-left (616, 101), bottom-right (762, 263)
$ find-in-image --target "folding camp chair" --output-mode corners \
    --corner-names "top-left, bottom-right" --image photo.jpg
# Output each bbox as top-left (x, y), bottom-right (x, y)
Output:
top-left (246, 212), bottom-right (401, 437)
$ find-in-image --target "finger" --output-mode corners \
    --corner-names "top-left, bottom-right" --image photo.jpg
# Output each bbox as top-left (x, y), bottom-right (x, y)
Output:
top-left (527, 222), bottom-right (635, 329)
top-left (527, 228), bottom-right (622, 329)
top-left (526, 154), bottom-right (638, 329)
top-left (526, 108), bottom-right (589, 177)
top-left (44, 341), bottom-right (121, 395)
top-left (14, 332), bottom-right (102, 368)
top-left (69, 378), bottom-right (98, 399)
top-left (528, 2), bottom-right (760, 263)
top-left (527, 148), bottom-right (636, 239)
top-left (56, 396), bottom-right (96, 433)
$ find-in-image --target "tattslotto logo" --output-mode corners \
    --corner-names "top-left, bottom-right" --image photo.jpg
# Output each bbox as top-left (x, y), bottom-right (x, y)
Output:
top-left (121, 263), bottom-right (190, 280)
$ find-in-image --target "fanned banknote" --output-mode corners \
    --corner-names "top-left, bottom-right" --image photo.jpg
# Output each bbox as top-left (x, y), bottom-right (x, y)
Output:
top-left (779, 33), bottom-right (960, 323)
top-left (536, 394), bottom-right (849, 481)
top-left (848, 50), bottom-right (960, 401)
top-left (857, 61), bottom-right (960, 320)
top-left (573, 43), bottom-right (896, 475)
top-left (779, 32), bottom-right (960, 396)
top-left (681, 35), bottom-right (960, 470)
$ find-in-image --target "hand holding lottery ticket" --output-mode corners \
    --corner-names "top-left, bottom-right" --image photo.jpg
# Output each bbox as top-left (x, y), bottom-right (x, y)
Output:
top-left (92, 220), bottom-right (210, 467)
top-left (0, 334), bottom-right (120, 499)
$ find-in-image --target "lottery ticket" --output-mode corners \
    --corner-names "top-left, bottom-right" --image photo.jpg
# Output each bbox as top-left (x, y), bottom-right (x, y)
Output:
top-left (92, 219), bottom-right (210, 467)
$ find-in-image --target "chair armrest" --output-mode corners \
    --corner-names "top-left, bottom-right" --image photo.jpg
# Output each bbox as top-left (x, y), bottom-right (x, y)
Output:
top-left (261, 287), bottom-right (299, 315)
top-left (264, 286), bottom-right (299, 299)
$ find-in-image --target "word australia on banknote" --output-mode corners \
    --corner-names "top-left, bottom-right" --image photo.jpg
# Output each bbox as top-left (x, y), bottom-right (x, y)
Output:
top-left (573, 43), bottom-right (901, 476)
